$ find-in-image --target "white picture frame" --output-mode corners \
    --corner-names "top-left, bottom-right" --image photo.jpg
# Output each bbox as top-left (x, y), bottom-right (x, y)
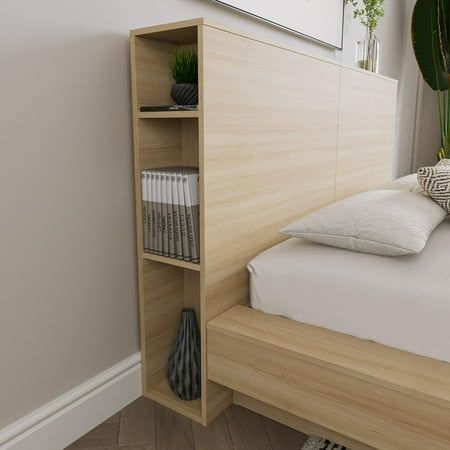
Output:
top-left (209, 0), bottom-right (345, 49)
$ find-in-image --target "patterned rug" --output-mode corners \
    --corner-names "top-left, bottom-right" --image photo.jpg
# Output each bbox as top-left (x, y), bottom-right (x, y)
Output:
top-left (302, 436), bottom-right (348, 450)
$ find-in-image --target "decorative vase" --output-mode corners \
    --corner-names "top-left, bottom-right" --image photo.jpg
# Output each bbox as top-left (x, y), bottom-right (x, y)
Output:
top-left (170, 83), bottom-right (198, 106)
top-left (167, 308), bottom-right (201, 401)
top-left (355, 31), bottom-right (380, 74)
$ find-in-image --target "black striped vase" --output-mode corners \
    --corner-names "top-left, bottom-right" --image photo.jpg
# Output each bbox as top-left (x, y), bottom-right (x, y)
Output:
top-left (167, 308), bottom-right (201, 401)
top-left (170, 83), bottom-right (198, 106)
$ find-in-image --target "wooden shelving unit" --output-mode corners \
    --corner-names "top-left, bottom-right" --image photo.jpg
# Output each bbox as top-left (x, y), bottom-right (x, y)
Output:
top-left (130, 19), bottom-right (207, 426)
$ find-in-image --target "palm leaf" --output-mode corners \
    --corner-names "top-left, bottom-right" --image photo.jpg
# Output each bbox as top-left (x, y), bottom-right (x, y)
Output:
top-left (412, 0), bottom-right (449, 91)
top-left (437, 0), bottom-right (450, 72)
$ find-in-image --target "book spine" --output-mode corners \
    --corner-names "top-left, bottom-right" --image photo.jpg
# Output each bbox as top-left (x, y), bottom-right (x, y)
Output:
top-left (146, 171), bottom-right (153, 253)
top-left (176, 169), bottom-right (191, 261)
top-left (172, 171), bottom-right (183, 260)
top-left (141, 172), bottom-right (148, 251)
top-left (191, 172), bottom-right (200, 263)
top-left (183, 172), bottom-right (200, 263)
top-left (146, 170), bottom-right (153, 253)
top-left (150, 171), bottom-right (157, 254)
top-left (191, 173), bottom-right (200, 261)
top-left (167, 171), bottom-right (175, 258)
top-left (161, 170), bottom-right (169, 257)
top-left (155, 170), bottom-right (163, 256)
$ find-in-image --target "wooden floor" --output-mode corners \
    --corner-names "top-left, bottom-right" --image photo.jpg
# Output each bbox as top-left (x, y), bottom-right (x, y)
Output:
top-left (66, 397), bottom-right (308, 450)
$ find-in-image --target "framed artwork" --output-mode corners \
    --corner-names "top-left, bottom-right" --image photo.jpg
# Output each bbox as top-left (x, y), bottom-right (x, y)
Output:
top-left (209, 0), bottom-right (345, 49)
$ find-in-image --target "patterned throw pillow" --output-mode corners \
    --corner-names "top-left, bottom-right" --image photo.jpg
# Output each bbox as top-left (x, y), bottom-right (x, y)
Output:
top-left (417, 160), bottom-right (450, 213)
top-left (302, 436), bottom-right (347, 450)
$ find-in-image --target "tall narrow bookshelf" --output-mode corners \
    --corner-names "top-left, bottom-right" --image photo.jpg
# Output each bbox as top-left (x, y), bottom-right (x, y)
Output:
top-left (130, 19), bottom-right (205, 423)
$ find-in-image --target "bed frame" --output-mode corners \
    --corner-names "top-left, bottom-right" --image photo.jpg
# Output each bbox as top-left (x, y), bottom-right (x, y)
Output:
top-left (130, 19), bottom-right (450, 449)
top-left (208, 307), bottom-right (450, 449)
top-left (194, 20), bottom-right (450, 450)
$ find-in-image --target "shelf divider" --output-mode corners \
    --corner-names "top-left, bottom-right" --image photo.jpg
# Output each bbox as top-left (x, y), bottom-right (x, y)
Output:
top-left (143, 252), bottom-right (201, 271)
top-left (139, 110), bottom-right (199, 119)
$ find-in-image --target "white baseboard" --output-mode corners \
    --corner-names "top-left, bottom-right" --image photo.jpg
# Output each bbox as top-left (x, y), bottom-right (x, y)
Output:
top-left (0, 352), bottom-right (142, 450)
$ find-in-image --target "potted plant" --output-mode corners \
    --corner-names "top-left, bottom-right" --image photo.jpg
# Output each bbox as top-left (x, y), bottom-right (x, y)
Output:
top-left (170, 47), bottom-right (198, 106)
top-left (346, 0), bottom-right (385, 73)
top-left (412, 0), bottom-right (450, 160)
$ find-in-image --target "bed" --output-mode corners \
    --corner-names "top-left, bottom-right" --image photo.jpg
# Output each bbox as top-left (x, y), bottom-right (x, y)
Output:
top-left (249, 218), bottom-right (450, 364)
top-left (197, 16), bottom-right (450, 450)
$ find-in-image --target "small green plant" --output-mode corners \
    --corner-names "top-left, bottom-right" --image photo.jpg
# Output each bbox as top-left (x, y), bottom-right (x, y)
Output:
top-left (170, 47), bottom-right (198, 84)
top-left (346, 0), bottom-right (385, 39)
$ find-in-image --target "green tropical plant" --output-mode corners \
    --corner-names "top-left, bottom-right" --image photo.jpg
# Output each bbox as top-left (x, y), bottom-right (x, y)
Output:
top-left (170, 47), bottom-right (198, 84)
top-left (346, 0), bottom-right (385, 39)
top-left (412, 0), bottom-right (450, 159)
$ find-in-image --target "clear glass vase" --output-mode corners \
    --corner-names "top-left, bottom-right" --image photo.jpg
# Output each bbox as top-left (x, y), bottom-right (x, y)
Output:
top-left (356, 32), bottom-right (380, 74)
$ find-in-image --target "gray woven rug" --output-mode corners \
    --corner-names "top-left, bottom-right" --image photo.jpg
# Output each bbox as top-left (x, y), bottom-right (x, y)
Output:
top-left (302, 436), bottom-right (348, 450)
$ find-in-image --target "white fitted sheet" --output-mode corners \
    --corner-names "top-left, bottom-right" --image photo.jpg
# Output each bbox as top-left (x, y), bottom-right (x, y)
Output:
top-left (248, 218), bottom-right (450, 363)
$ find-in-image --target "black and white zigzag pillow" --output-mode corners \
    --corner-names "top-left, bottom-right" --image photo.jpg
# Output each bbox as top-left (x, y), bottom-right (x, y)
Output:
top-left (417, 159), bottom-right (450, 213)
top-left (302, 436), bottom-right (347, 450)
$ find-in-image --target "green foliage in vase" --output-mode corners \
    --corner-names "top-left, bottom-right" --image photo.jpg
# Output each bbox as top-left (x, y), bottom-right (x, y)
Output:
top-left (346, 0), bottom-right (385, 38)
top-left (170, 47), bottom-right (198, 84)
top-left (412, 0), bottom-right (450, 159)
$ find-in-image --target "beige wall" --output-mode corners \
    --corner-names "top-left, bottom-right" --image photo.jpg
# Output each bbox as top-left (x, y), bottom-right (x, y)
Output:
top-left (0, 0), bottom-right (408, 429)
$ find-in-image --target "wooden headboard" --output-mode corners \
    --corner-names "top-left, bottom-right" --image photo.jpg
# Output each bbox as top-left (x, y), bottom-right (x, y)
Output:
top-left (200, 22), bottom-right (397, 421)
top-left (202, 24), bottom-right (397, 319)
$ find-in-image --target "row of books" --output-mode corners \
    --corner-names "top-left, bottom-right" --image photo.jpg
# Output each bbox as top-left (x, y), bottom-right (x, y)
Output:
top-left (141, 167), bottom-right (200, 263)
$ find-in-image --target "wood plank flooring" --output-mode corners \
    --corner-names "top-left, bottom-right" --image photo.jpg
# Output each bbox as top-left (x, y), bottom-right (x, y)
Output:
top-left (66, 397), bottom-right (308, 450)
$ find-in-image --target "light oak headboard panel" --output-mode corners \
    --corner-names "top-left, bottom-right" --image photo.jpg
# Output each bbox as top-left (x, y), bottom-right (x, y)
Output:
top-left (202, 24), bottom-right (398, 320)
top-left (336, 67), bottom-right (398, 199)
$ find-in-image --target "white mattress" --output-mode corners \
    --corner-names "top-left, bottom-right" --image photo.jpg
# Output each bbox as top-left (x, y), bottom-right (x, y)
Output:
top-left (249, 218), bottom-right (450, 363)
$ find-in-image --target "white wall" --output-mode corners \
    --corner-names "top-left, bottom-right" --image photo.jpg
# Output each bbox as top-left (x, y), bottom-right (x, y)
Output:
top-left (413, 85), bottom-right (442, 169)
top-left (395, 0), bottom-right (421, 175)
top-left (0, 0), bottom-right (410, 430)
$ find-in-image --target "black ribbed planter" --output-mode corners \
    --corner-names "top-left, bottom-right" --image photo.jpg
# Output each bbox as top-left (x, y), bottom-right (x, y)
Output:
top-left (170, 83), bottom-right (198, 106)
top-left (167, 308), bottom-right (201, 401)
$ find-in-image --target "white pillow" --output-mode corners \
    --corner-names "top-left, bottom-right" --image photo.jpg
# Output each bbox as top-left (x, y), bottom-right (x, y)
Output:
top-left (377, 173), bottom-right (425, 194)
top-left (280, 190), bottom-right (447, 256)
top-left (392, 173), bottom-right (425, 194)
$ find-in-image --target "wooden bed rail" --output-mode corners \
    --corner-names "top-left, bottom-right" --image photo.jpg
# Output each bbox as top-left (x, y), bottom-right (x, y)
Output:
top-left (208, 306), bottom-right (450, 449)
